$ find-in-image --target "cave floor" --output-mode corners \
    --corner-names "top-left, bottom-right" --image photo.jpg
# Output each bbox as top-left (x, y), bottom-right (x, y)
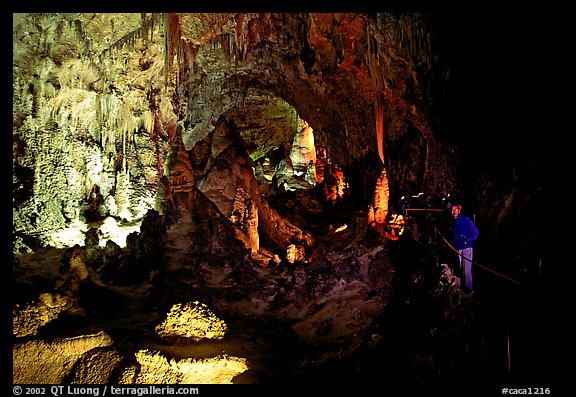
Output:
top-left (12, 190), bottom-right (559, 389)
top-left (14, 242), bottom-right (558, 389)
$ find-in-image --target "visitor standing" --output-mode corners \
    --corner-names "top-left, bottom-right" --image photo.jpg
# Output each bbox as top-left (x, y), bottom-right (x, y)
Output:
top-left (451, 203), bottom-right (479, 295)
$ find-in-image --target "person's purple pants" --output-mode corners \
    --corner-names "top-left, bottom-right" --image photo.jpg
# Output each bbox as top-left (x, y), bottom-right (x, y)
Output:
top-left (457, 247), bottom-right (474, 294)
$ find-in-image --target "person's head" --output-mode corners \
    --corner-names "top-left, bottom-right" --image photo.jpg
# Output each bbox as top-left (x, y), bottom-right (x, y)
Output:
top-left (451, 204), bottom-right (462, 218)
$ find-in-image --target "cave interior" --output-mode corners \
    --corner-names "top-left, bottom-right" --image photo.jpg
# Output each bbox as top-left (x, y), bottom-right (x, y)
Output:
top-left (11, 11), bottom-right (561, 391)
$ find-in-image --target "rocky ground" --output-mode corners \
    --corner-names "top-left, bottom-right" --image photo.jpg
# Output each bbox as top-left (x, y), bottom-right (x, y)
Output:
top-left (12, 187), bottom-right (403, 385)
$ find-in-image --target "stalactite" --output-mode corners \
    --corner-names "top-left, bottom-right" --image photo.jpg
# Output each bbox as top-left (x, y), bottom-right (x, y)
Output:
top-left (98, 13), bottom-right (163, 64)
top-left (177, 39), bottom-right (198, 84)
top-left (142, 110), bottom-right (154, 135)
top-left (56, 19), bottom-right (65, 41)
top-left (30, 13), bottom-right (43, 27)
top-left (365, 14), bottom-right (435, 169)
top-left (211, 33), bottom-right (234, 63)
top-left (73, 20), bottom-right (83, 42)
top-left (366, 24), bottom-right (387, 166)
top-left (149, 13), bottom-right (155, 42)
top-left (234, 13), bottom-right (252, 62)
top-left (151, 114), bottom-right (166, 188)
top-left (378, 13), bottom-right (435, 80)
top-left (375, 92), bottom-right (385, 164)
top-left (164, 13), bottom-right (181, 92)
top-left (228, 32), bottom-right (236, 62)
top-left (161, 13), bottom-right (199, 94)
top-left (235, 13), bottom-right (245, 61)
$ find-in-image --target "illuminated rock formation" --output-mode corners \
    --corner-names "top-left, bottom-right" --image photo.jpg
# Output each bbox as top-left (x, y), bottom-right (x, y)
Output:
top-left (164, 123), bottom-right (196, 209)
top-left (120, 349), bottom-right (247, 384)
top-left (230, 187), bottom-right (259, 253)
top-left (290, 119), bottom-right (317, 184)
top-left (155, 301), bottom-right (228, 341)
top-left (373, 168), bottom-right (390, 224)
top-left (13, 331), bottom-right (114, 384)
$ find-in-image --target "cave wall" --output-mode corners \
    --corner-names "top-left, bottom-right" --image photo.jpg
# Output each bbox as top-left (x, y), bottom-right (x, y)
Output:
top-left (13, 12), bottom-right (456, 250)
top-left (13, 13), bottom-right (173, 249)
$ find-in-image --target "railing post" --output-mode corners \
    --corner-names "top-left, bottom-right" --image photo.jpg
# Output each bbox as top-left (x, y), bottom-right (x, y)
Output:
top-left (507, 333), bottom-right (511, 375)
top-left (538, 258), bottom-right (542, 277)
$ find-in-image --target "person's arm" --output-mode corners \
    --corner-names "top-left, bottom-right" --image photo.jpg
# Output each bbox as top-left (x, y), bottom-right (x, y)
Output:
top-left (467, 217), bottom-right (479, 241)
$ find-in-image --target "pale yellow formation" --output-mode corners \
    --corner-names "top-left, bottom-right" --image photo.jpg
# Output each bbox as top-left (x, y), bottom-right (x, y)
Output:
top-left (119, 349), bottom-right (248, 384)
top-left (155, 301), bottom-right (228, 341)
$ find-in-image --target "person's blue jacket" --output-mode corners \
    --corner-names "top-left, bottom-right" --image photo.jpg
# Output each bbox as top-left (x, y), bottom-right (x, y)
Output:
top-left (453, 214), bottom-right (479, 250)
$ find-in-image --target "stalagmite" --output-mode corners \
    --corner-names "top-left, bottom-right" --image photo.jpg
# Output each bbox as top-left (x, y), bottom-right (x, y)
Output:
top-left (373, 168), bottom-right (389, 224)
top-left (164, 124), bottom-right (196, 208)
top-left (289, 120), bottom-right (317, 184)
top-left (230, 187), bottom-right (259, 254)
top-left (323, 164), bottom-right (347, 203)
top-left (367, 204), bottom-right (375, 224)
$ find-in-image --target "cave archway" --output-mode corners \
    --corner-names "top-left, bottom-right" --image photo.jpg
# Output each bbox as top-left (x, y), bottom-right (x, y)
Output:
top-left (185, 86), bottom-right (360, 260)
top-left (168, 13), bottom-right (384, 213)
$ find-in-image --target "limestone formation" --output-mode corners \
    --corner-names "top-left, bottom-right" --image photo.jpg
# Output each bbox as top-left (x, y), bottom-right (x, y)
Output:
top-left (119, 349), bottom-right (247, 384)
top-left (13, 331), bottom-right (114, 384)
top-left (155, 301), bottom-right (228, 342)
